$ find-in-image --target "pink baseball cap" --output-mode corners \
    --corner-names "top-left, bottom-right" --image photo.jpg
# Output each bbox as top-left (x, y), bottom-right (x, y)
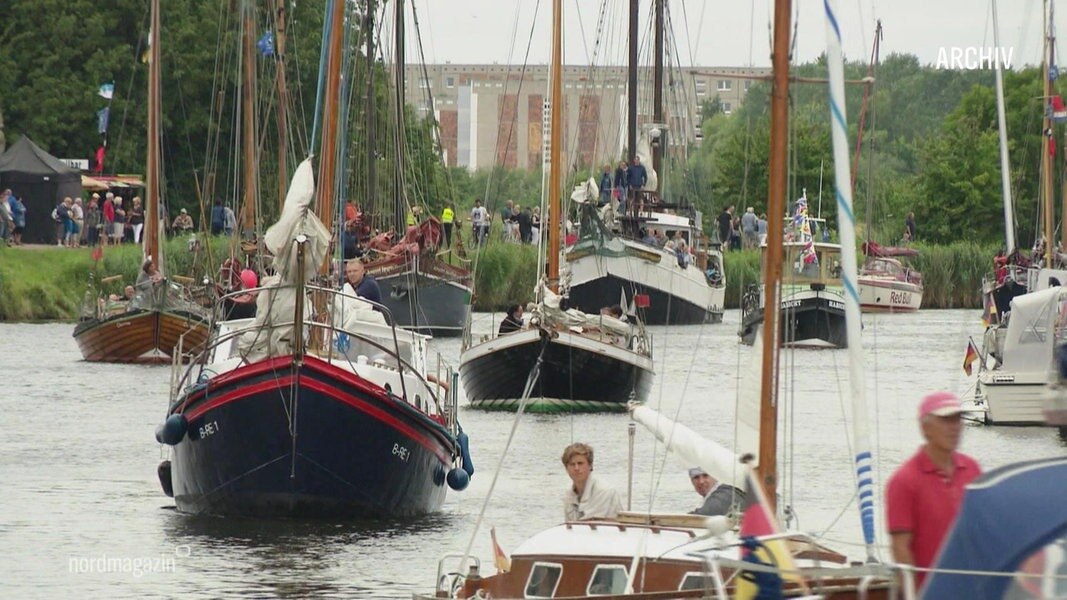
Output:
top-left (919, 391), bottom-right (964, 420)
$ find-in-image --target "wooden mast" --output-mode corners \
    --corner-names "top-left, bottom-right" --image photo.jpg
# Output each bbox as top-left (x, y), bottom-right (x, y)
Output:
top-left (145, 0), bottom-right (162, 269)
top-left (652, 0), bottom-right (664, 192)
top-left (240, 0), bottom-right (258, 237)
top-left (316, 0), bottom-right (345, 267)
top-left (626, 0), bottom-right (638, 163)
top-left (274, 0), bottom-right (290, 211)
top-left (546, 0), bottom-right (563, 290)
top-left (394, 0), bottom-right (408, 230)
top-left (757, 0), bottom-right (791, 513)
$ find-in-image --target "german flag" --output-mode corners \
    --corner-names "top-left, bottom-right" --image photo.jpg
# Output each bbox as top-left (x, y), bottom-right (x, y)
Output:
top-left (735, 467), bottom-right (807, 600)
top-left (490, 527), bottom-right (511, 573)
top-left (963, 340), bottom-right (979, 376)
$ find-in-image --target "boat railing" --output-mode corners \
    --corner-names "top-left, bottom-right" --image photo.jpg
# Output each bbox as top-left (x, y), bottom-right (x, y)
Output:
top-left (430, 553), bottom-right (481, 599)
top-left (470, 308), bottom-right (650, 355)
top-left (174, 282), bottom-right (454, 423)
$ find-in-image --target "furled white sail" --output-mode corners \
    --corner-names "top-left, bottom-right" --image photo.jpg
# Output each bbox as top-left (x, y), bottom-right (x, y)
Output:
top-left (631, 405), bottom-right (741, 489)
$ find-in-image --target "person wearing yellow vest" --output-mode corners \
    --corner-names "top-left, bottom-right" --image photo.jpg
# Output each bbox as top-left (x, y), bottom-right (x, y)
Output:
top-left (406, 205), bottom-right (423, 227)
top-left (441, 203), bottom-right (455, 248)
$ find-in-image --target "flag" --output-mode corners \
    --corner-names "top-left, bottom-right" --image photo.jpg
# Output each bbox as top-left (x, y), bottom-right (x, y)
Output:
top-left (963, 340), bottom-right (979, 376)
top-left (141, 28), bottom-right (152, 63)
top-left (91, 245), bottom-right (103, 262)
top-left (634, 293), bottom-right (651, 308)
top-left (94, 145), bottom-right (106, 174)
top-left (97, 107), bottom-right (110, 135)
top-left (97, 82), bottom-right (114, 100)
top-left (490, 527), bottom-right (511, 573)
top-left (257, 30), bottom-right (275, 56)
top-left (1053, 96), bottom-right (1067, 122)
top-left (735, 467), bottom-right (807, 600)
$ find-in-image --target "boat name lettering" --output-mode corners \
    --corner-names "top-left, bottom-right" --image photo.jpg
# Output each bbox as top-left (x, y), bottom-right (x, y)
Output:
top-left (828, 301), bottom-right (845, 311)
top-left (782, 300), bottom-right (802, 309)
top-left (392, 443), bottom-right (410, 462)
top-left (198, 421), bottom-right (219, 439)
top-left (890, 291), bottom-right (912, 305)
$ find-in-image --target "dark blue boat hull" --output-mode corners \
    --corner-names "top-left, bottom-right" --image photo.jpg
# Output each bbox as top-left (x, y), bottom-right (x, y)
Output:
top-left (168, 356), bottom-right (456, 518)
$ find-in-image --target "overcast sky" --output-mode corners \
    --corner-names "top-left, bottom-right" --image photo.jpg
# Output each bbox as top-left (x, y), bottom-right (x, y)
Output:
top-left (402, 1), bottom-right (1054, 70)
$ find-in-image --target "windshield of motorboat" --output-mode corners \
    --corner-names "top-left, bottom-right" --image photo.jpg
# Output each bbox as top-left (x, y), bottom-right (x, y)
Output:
top-left (782, 245), bottom-right (841, 282)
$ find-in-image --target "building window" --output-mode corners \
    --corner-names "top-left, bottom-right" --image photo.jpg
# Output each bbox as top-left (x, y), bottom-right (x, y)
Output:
top-left (717, 79), bottom-right (732, 91)
top-left (446, 76), bottom-right (455, 88)
top-left (722, 102), bottom-right (732, 115)
top-left (745, 80), bottom-right (752, 92)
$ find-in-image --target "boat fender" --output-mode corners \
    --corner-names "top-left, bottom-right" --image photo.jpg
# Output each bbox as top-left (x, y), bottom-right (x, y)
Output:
top-left (160, 414), bottom-right (188, 445)
top-left (458, 427), bottom-right (474, 477)
top-left (157, 460), bottom-right (174, 497)
top-left (154, 424), bottom-right (166, 444)
top-left (446, 467), bottom-right (469, 491)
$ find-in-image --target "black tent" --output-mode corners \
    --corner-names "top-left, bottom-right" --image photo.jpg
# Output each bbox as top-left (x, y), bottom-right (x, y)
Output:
top-left (0, 136), bottom-right (82, 244)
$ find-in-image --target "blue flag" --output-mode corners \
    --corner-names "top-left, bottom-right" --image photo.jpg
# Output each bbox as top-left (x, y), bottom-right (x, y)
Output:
top-left (97, 107), bottom-right (110, 135)
top-left (257, 30), bottom-right (274, 57)
top-left (98, 82), bottom-right (114, 100)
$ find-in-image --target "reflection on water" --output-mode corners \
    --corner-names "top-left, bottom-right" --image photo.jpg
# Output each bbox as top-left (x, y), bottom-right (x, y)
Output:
top-left (1, 313), bottom-right (1066, 598)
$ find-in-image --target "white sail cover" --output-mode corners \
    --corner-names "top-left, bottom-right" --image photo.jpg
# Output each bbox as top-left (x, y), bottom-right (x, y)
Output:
top-left (631, 405), bottom-right (742, 489)
top-left (238, 158), bottom-right (331, 360)
top-left (635, 131), bottom-right (659, 192)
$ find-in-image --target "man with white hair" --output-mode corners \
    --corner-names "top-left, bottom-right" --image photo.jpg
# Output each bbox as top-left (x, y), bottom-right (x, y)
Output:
top-left (741, 206), bottom-right (758, 249)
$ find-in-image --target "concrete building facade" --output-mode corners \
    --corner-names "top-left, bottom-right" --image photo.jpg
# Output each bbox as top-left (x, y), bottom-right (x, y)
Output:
top-left (404, 64), bottom-right (770, 171)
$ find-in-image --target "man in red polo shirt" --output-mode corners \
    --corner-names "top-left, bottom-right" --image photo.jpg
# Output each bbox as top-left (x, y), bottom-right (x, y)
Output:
top-left (886, 391), bottom-right (982, 593)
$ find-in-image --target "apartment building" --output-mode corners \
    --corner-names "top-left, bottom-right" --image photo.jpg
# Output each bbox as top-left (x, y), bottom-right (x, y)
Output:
top-left (404, 63), bottom-right (770, 170)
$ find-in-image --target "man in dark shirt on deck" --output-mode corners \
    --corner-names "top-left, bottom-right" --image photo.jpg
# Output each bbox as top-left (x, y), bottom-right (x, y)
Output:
top-left (344, 259), bottom-right (382, 307)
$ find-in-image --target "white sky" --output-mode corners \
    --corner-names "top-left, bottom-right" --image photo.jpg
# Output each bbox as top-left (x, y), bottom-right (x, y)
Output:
top-left (404, 0), bottom-right (1056, 69)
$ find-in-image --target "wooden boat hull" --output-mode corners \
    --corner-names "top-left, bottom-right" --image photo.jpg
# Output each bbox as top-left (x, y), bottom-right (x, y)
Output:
top-left (73, 309), bottom-right (210, 364)
top-left (166, 355), bottom-right (457, 518)
top-left (367, 255), bottom-right (472, 337)
top-left (565, 245), bottom-right (724, 325)
top-left (857, 276), bottom-right (922, 312)
top-left (460, 328), bottom-right (653, 412)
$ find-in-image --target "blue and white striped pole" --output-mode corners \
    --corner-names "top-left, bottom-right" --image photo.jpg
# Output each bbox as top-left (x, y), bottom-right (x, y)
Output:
top-left (824, 0), bottom-right (878, 561)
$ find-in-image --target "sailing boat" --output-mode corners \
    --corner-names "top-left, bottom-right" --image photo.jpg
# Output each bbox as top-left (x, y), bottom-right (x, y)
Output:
top-left (854, 25), bottom-right (924, 313)
top-left (457, 1), bottom-right (653, 413)
top-left (72, 0), bottom-right (210, 364)
top-left (416, 1), bottom-right (897, 597)
top-left (974, 0), bottom-right (1066, 426)
top-left (562, 2), bottom-right (725, 326)
top-left (153, 0), bottom-right (470, 518)
top-left (361, 0), bottom-right (473, 338)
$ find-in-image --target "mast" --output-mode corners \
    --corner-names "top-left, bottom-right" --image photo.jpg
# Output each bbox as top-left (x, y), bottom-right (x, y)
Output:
top-left (145, 0), bottom-right (162, 269)
top-left (241, 0), bottom-right (259, 237)
top-left (394, 0), bottom-right (407, 230)
top-left (992, 0), bottom-right (1015, 254)
top-left (626, 0), bottom-right (638, 162)
top-left (316, 0), bottom-right (345, 268)
top-left (546, 0), bottom-right (563, 290)
top-left (825, 0), bottom-right (878, 561)
top-left (274, 0), bottom-right (290, 211)
top-left (757, 0), bottom-right (790, 512)
top-left (365, 0), bottom-right (379, 230)
top-left (652, 0), bottom-right (664, 191)
top-left (1042, 0), bottom-right (1054, 253)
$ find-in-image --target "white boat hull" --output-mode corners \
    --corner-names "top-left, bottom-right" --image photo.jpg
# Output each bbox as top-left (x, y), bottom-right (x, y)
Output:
top-left (857, 277), bottom-right (922, 312)
top-left (977, 371), bottom-right (1050, 425)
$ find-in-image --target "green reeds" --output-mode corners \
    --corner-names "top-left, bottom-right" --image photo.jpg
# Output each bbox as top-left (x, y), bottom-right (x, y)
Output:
top-left (468, 241), bottom-right (540, 311)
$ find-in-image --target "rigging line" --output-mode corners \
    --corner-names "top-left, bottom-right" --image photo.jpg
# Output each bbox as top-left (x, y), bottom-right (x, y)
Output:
top-left (309, 0), bottom-right (335, 156)
top-left (457, 337), bottom-right (549, 577)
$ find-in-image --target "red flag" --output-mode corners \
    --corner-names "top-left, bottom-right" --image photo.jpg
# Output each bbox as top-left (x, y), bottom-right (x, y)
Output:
top-left (1050, 137), bottom-right (1057, 158)
top-left (94, 146), bottom-right (106, 174)
top-left (963, 340), bottom-right (979, 376)
top-left (634, 294), bottom-right (651, 308)
top-left (91, 246), bottom-right (103, 262)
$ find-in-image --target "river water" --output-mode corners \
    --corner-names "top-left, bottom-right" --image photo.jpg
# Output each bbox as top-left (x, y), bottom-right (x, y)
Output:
top-left (1, 310), bottom-right (1064, 598)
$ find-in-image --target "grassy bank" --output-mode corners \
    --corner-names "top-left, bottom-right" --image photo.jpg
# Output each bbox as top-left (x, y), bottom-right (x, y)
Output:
top-left (0, 237), bottom-right (996, 321)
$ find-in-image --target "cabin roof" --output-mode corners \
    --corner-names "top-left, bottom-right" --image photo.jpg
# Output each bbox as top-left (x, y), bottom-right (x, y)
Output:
top-left (511, 521), bottom-right (741, 562)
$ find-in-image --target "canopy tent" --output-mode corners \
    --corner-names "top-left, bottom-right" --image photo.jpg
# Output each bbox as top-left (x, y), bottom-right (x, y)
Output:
top-left (922, 457), bottom-right (1067, 599)
top-left (0, 136), bottom-right (82, 244)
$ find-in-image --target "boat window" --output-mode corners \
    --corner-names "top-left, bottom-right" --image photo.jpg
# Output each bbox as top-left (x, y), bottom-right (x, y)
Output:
top-left (679, 572), bottom-right (715, 591)
top-left (586, 565), bottom-right (628, 595)
top-left (1002, 536), bottom-right (1067, 598)
top-left (524, 562), bottom-right (563, 598)
top-left (1019, 305), bottom-right (1051, 344)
